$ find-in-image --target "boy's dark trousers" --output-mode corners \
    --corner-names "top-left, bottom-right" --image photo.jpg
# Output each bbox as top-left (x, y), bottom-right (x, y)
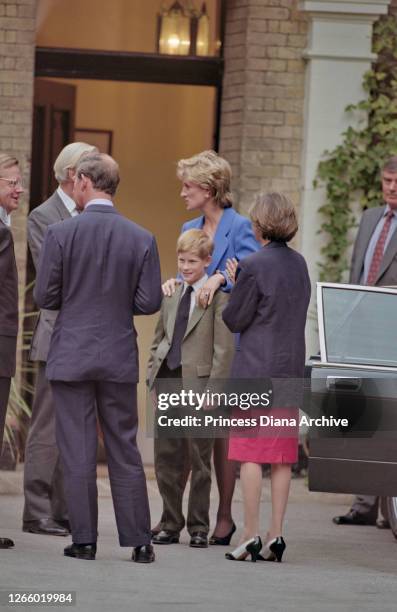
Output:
top-left (154, 362), bottom-right (213, 535)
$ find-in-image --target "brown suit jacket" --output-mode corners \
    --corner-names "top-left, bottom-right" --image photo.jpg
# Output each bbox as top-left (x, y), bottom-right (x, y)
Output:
top-left (147, 286), bottom-right (234, 389)
top-left (350, 205), bottom-right (397, 286)
top-left (0, 220), bottom-right (18, 377)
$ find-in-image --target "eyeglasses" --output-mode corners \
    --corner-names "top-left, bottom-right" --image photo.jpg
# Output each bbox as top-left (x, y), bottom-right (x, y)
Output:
top-left (0, 177), bottom-right (24, 189)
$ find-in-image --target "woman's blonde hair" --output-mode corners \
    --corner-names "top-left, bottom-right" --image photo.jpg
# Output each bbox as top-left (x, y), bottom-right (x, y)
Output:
top-left (177, 229), bottom-right (214, 259)
top-left (53, 142), bottom-right (98, 183)
top-left (249, 192), bottom-right (298, 242)
top-left (177, 150), bottom-right (233, 209)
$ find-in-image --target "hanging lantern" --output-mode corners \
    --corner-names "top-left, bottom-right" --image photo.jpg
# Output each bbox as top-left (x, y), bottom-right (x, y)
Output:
top-left (196, 3), bottom-right (210, 56)
top-left (157, 1), bottom-right (191, 56)
top-left (156, 1), bottom-right (212, 56)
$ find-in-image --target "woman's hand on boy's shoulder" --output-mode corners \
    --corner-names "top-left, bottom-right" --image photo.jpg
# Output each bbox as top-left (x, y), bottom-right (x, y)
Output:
top-left (197, 273), bottom-right (225, 308)
top-left (162, 277), bottom-right (182, 297)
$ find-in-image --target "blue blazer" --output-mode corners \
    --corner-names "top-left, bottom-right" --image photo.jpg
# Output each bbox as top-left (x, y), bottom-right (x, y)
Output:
top-left (182, 207), bottom-right (260, 291)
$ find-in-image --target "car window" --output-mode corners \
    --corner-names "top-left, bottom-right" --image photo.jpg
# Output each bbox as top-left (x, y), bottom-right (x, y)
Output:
top-left (318, 284), bottom-right (397, 368)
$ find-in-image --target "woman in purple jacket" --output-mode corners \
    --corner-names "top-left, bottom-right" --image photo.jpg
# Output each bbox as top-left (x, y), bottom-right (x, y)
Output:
top-left (222, 192), bottom-right (311, 563)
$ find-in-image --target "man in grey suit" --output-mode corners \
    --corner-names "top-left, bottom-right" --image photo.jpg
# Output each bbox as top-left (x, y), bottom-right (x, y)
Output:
top-left (333, 156), bottom-right (397, 528)
top-left (34, 153), bottom-right (162, 562)
top-left (23, 142), bottom-right (97, 537)
top-left (0, 153), bottom-right (24, 549)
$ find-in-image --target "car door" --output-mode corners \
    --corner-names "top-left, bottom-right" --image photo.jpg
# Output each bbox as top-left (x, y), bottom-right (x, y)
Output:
top-left (307, 282), bottom-right (397, 496)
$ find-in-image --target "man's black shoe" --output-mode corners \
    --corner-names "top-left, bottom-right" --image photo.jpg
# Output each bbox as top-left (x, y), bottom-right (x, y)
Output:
top-left (189, 532), bottom-right (208, 548)
top-left (64, 543), bottom-right (96, 560)
top-left (152, 530), bottom-right (179, 544)
top-left (0, 537), bottom-right (14, 549)
top-left (132, 544), bottom-right (155, 563)
top-left (23, 518), bottom-right (70, 536)
top-left (332, 511), bottom-right (375, 526)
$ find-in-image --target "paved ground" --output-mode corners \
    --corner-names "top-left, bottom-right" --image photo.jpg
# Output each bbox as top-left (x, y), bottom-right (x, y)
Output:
top-left (0, 467), bottom-right (396, 612)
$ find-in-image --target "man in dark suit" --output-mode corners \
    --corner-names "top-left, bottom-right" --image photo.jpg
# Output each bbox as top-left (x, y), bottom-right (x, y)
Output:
top-left (333, 156), bottom-right (397, 528)
top-left (0, 153), bottom-right (24, 549)
top-left (34, 153), bottom-right (162, 562)
top-left (23, 142), bottom-right (97, 537)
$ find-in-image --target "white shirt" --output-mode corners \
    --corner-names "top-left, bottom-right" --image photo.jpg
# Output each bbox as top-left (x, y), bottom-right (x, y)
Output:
top-left (85, 198), bottom-right (114, 208)
top-left (0, 206), bottom-right (11, 226)
top-left (57, 186), bottom-right (79, 217)
top-left (182, 274), bottom-right (208, 319)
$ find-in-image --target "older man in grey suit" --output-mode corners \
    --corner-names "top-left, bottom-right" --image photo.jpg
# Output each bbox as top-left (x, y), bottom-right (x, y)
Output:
top-left (34, 153), bottom-right (162, 562)
top-left (333, 156), bottom-right (397, 528)
top-left (23, 142), bottom-right (97, 537)
top-left (0, 153), bottom-right (24, 549)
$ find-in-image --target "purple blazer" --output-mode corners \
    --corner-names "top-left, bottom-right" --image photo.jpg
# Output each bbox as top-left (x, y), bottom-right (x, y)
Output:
top-left (34, 205), bottom-right (162, 383)
top-left (0, 221), bottom-right (18, 377)
top-left (222, 242), bottom-right (311, 379)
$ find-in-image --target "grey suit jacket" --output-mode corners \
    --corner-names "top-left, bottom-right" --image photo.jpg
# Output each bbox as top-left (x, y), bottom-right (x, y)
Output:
top-left (350, 205), bottom-right (397, 286)
top-left (147, 287), bottom-right (234, 389)
top-left (0, 220), bottom-right (18, 377)
top-left (222, 242), bottom-right (311, 379)
top-left (34, 204), bottom-right (162, 383)
top-left (28, 191), bottom-right (71, 362)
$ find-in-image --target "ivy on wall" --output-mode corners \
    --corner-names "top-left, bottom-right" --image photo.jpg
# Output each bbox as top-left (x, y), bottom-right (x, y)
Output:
top-left (314, 16), bottom-right (397, 282)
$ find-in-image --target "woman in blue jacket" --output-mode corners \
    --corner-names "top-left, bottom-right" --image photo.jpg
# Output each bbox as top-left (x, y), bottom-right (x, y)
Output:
top-left (153, 151), bottom-right (259, 546)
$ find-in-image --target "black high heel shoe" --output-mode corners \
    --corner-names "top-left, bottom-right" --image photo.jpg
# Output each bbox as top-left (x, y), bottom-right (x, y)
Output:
top-left (225, 536), bottom-right (262, 562)
top-left (209, 522), bottom-right (236, 546)
top-left (260, 536), bottom-right (286, 562)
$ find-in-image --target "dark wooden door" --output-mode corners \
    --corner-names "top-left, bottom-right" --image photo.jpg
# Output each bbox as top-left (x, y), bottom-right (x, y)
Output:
top-left (19, 80), bottom-right (76, 459)
top-left (30, 79), bottom-right (76, 210)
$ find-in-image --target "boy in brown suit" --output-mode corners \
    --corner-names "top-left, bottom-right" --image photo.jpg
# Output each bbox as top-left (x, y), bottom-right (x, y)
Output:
top-left (147, 229), bottom-right (234, 548)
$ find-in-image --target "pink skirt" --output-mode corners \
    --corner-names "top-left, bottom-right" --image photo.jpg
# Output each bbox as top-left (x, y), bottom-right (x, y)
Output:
top-left (228, 436), bottom-right (298, 464)
top-left (227, 408), bottom-right (298, 464)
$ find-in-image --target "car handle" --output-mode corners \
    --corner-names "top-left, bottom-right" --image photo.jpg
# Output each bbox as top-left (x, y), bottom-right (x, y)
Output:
top-left (326, 376), bottom-right (362, 392)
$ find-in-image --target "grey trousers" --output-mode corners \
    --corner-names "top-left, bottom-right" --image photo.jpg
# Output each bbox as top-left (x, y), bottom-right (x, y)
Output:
top-left (0, 377), bottom-right (11, 456)
top-left (351, 495), bottom-right (388, 521)
top-left (51, 380), bottom-right (151, 546)
top-left (23, 363), bottom-right (68, 523)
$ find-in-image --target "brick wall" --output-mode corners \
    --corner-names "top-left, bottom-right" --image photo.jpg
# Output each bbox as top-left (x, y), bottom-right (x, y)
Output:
top-left (389, 0), bottom-right (397, 13)
top-left (219, 0), bottom-right (308, 215)
top-left (0, 0), bottom-right (36, 371)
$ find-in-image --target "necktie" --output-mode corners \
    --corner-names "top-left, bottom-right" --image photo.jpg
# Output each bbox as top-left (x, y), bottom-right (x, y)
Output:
top-left (366, 211), bottom-right (394, 286)
top-left (166, 285), bottom-right (194, 370)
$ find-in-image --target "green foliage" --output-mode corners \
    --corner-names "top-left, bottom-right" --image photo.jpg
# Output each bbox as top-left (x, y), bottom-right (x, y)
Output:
top-left (3, 281), bottom-right (36, 457)
top-left (315, 16), bottom-right (397, 281)
top-left (3, 379), bottom-right (32, 453)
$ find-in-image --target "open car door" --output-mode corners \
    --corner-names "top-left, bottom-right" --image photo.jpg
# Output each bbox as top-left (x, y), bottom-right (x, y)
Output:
top-left (308, 282), bottom-right (397, 497)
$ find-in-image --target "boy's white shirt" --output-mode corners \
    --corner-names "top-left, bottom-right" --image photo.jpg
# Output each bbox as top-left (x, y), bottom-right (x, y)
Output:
top-left (182, 273), bottom-right (208, 319)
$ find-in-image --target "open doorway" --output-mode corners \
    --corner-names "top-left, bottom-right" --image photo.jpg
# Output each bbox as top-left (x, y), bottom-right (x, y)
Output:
top-left (31, 1), bottom-right (224, 462)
